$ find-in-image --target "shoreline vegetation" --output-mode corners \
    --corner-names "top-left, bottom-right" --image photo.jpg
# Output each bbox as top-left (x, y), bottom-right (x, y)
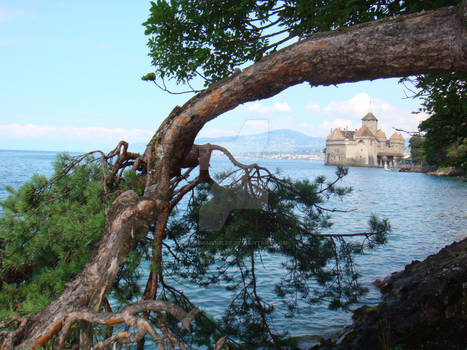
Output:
top-left (399, 165), bottom-right (466, 178)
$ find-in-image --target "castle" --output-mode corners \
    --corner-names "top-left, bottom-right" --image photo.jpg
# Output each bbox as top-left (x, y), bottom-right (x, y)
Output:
top-left (324, 112), bottom-right (404, 168)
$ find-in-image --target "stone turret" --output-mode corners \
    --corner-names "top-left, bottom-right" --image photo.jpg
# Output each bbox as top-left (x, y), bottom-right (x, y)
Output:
top-left (355, 125), bottom-right (375, 138)
top-left (361, 112), bottom-right (378, 134)
top-left (389, 132), bottom-right (404, 141)
top-left (325, 113), bottom-right (405, 168)
top-left (327, 128), bottom-right (345, 140)
top-left (375, 129), bottom-right (387, 141)
top-left (389, 132), bottom-right (405, 156)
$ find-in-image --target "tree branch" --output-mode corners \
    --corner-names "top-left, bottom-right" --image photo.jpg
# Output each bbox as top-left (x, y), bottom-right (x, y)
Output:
top-left (54, 300), bottom-right (199, 349)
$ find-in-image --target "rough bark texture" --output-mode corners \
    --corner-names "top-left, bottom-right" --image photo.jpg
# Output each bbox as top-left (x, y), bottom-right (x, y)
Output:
top-left (2, 2), bottom-right (466, 348)
top-left (144, 2), bottom-right (467, 190)
top-left (16, 191), bottom-right (157, 349)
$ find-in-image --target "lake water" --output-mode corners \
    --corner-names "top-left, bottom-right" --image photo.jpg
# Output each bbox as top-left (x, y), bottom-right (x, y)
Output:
top-left (0, 149), bottom-right (466, 347)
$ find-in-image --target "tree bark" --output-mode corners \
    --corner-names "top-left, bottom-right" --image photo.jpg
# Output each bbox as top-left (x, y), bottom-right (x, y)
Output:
top-left (2, 2), bottom-right (466, 348)
top-left (15, 191), bottom-right (157, 349)
top-left (144, 2), bottom-right (466, 187)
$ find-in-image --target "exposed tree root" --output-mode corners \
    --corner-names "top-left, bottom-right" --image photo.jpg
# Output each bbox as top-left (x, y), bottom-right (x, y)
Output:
top-left (0, 317), bottom-right (27, 350)
top-left (0, 302), bottom-right (198, 350)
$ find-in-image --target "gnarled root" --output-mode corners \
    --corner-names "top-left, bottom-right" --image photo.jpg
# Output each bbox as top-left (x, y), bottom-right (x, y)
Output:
top-left (0, 317), bottom-right (28, 350)
top-left (0, 301), bottom-right (199, 350)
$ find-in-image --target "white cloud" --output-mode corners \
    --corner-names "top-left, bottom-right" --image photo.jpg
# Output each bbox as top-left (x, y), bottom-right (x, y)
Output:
top-left (198, 119), bottom-right (273, 138)
top-left (415, 111), bottom-right (430, 124)
top-left (247, 101), bottom-right (290, 114)
top-left (197, 127), bottom-right (237, 138)
top-left (198, 117), bottom-right (324, 139)
top-left (0, 9), bottom-right (13, 22)
top-left (316, 92), bottom-right (426, 137)
top-left (273, 102), bottom-right (290, 113)
top-left (0, 8), bottom-right (33, 22)
top-left (324, 92), bottom-right (371, 116)
top-left (310, 122), bottom-right (346, 138)
top-left (238, 119), bottom-right (270, 133)
top-left (296, 123), bottom-right (315, 135)
top-left (247, 103), bottom-right (267, 114)
top-left (380, 102), bottom-right (393, 112)
top-left (383, 111), bottom-right (429, 136)
top-left (305, 102), bottom-right (321, 113)
top-left (0, 123), bottom-right (153, 143)
top-left (320, 118), bottom-right (353, 131)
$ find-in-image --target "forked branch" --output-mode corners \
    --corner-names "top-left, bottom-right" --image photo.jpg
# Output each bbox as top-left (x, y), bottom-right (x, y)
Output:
top-left (52, 301), bottom-right (199, 349)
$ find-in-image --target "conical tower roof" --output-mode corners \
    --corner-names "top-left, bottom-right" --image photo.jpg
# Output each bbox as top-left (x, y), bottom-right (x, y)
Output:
top-left (362, 112), bottom-right (378, 121)
top-left (390, 132), bottom-right (404, 141)
top-left (355, 125), bottom-right (375, 137)
top-left (327, 129), bottom-right (345, 140)
top-left (375, 129), bottom-right (386, 139)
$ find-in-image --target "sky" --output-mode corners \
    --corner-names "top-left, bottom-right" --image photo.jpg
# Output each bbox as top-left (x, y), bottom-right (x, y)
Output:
top-left (0, 1), bottom-right (428, 152)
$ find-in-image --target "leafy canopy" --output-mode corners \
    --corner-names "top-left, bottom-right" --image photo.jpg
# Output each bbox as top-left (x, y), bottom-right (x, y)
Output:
top-left (406, 73), bottom-right (467, 170)
top-left (143, 0), bottom-right (459, 87)
top-left (409, 135), bottom-right (426, 165)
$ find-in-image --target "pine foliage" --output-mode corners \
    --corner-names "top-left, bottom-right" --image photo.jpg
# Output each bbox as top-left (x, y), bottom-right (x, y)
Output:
top-left (0, 151), bottom-right (391, 348)
top-left (161, 167), bottom-right (390, 348)
top-left (0, 154), bottom-right (145, 318)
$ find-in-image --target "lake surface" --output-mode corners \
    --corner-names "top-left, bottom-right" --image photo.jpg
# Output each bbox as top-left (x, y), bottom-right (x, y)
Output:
top-left (0, 149), bottom-right (466, 348)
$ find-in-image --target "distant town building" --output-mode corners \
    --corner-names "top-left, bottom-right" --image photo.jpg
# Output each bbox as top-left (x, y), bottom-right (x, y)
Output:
top-left (324, 113), bottom-right (404, 168)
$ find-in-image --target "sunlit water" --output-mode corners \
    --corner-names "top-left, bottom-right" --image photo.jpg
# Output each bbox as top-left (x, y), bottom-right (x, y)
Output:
top-left (1, 150), bottom-right (466, 348)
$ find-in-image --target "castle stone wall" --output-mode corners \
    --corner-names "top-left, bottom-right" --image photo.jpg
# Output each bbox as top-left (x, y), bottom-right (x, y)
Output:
top-left (324, 114), bottom-right (404, 168)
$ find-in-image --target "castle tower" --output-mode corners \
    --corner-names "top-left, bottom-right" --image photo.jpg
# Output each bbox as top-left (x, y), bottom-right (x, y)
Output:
top-left (389, 132), bottom-right (405, 154)
top-left (324, 112), bottom-right (404, 168)
top-left (362, 112), bottom-right (378, 134)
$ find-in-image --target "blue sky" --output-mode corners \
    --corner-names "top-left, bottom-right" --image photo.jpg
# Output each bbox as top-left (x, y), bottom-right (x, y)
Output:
top-left (0, 1), bottom-right (426, 152)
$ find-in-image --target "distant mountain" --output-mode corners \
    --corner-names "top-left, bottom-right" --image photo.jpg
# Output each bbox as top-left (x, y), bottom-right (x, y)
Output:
top-left (128, 129), bottom-right (325, 155)
top-left (196, 129), bottom-right (325, 154)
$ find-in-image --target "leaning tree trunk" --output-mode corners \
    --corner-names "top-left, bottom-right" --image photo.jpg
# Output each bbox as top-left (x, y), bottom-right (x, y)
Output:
top-left (6, 2), bottom-right (466, 349)
top-left (13, 191), bottom-right (157, 349)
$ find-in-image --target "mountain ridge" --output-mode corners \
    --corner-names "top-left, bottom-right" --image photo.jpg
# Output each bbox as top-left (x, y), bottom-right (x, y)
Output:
top-left (196, 129), bottom-right (325, 154)
top-left (129, 129), bottom-right (326, 155)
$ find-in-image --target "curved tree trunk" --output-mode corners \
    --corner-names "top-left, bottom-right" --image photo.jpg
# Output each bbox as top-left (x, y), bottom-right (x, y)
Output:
top-left (15, 191), bottom-right (157, 349)
top-left (3, 2), bottom-right (466, 349)
top-left (144, 1), bottom-right (466, 187)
